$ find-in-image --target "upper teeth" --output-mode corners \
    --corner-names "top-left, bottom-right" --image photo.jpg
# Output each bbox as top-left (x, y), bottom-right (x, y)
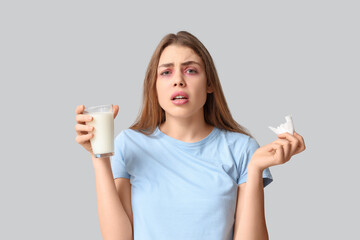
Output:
top-left (174, 96), bottom-right (186, 100)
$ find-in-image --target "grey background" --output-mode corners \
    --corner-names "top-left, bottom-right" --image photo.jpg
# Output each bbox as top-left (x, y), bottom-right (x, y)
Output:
top-left (1, 0), bottom-right (359, 239)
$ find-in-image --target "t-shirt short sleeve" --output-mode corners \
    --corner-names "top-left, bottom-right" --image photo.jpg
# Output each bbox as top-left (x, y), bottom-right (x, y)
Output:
top-left (237, 137), bottom-right (273, 188)
top-left (110, 131), bottom-right (130, 179)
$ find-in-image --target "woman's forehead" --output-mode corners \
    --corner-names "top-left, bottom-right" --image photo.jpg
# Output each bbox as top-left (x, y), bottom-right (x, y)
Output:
top-left (158, 45), bottom-right (202, 66)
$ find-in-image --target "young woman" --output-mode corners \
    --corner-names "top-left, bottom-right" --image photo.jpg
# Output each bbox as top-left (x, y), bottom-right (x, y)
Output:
top-left (75, 31), bottom-right (306, 240)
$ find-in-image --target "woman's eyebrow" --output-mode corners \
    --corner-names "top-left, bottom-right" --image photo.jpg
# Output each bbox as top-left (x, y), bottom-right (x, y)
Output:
top-left (158, 61), bottom-right (201, 69)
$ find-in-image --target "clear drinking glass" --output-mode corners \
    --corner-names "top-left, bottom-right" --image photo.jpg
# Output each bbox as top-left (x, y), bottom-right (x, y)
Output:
top-left (84, 104), bottom-right (114, 158)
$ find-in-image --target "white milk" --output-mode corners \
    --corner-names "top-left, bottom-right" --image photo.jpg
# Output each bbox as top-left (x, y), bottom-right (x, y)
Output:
top-left (86, 112), bottom-right (114, 156)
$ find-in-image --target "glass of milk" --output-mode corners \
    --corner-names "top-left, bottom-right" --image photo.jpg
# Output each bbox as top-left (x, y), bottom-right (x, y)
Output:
top-left (84, 104), bottom-right (114, 158)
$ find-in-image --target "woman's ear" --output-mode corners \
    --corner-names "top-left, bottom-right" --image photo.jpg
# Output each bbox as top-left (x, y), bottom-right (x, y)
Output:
top-left (207, 83), bottom-right (214, 93)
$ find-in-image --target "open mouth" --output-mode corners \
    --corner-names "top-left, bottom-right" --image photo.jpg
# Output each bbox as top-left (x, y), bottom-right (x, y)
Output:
top-left (170, 91), bottom-right (189, 105)
top-left (172, 96), bottom-right (188, 100)
top-left (171, 97), bottom-right (189, 105)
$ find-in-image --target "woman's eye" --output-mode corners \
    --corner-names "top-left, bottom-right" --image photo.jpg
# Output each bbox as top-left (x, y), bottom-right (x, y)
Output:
top-left (160, 70), bottom-right (171, 76)
top-left (186, 69), bottom-right (197, 74)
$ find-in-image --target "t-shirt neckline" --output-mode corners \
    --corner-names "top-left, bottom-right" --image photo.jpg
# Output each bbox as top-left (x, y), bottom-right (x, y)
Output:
top-left (154, 125), bottom-right (219, 148)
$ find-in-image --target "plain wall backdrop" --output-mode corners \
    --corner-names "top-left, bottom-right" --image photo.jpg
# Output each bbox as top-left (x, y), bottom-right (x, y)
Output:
top-left (1, 0), bottom-right (359, 239)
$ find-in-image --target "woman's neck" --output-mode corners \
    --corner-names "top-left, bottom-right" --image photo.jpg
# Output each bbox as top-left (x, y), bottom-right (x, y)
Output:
top-left (159, 118), bottom-right (214, 143)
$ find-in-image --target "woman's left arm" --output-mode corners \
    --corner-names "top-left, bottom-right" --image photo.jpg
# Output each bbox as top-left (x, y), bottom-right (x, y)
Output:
top-left (233, 167), bottom-right (268, 240)
top-left (233, 132), bottom-right (306, 240)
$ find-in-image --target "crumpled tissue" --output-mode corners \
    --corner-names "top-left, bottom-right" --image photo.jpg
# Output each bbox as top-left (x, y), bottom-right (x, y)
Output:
top-left (269, 115), bottom-right (295, 135)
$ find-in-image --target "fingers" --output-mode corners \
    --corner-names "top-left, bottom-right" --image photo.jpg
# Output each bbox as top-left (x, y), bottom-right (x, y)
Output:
top-left (74, 105), bottom-right (95, 153)
top-left (273, 139), bottom-right (291, 161)
top-left (113, 105), bottom-right (119, 119)
top-left (75, 124), bottom-right (94, 134)
top-left (272, 142), bottom-right (287, 165)
top-left (75, 105), bottom-right (85, 114)
top-left (76, 114), bottom-right (93, 124)
top-left (293, 131), bottom-right (306, 154)
top-left (75, 105), bottom-right (93, 124)
top-left (277, 132), bottom-right (299, 157)
top-left (256, 131), bottom-right (305, 169)
top-left (263, 142), bottom-right (287, 165)
top-left (76, 133), bottom-right (93, 144)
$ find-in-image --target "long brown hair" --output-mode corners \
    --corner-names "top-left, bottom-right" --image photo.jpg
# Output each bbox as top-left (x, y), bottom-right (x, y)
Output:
top-left (129, 31), bottom-right (254, 138)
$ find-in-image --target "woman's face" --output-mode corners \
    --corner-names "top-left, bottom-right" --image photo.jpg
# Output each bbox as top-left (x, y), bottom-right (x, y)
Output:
top-left (156, 44), bottom-right (213, 121)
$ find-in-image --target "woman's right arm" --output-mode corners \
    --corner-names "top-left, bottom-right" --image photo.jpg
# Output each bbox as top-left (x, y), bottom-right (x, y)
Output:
top-left (92, 155), bottom-right (133, 240)
top-left (75, 105), bottom-right (133, 240)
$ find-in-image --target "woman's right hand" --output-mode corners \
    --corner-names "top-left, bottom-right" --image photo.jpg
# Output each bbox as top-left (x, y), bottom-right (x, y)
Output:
top-left (75, 104), bottom-right (119, 155)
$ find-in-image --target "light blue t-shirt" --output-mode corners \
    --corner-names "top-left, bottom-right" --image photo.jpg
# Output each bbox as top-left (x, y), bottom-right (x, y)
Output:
top-left (110, 126), bottom-right (273, 240)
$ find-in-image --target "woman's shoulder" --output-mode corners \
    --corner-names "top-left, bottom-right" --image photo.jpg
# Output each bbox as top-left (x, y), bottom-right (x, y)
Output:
top-left (115, 128), bottom-right (144, 140)
top-left (217, 128), bottom-right (259, 150)
top-left (115, 127), bottom-right (159, 142)
top-left (218, 127), bottom-right (251, 142)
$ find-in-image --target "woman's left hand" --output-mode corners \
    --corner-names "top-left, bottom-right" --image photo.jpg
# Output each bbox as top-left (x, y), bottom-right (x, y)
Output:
top-left (250, 131), bottom-right (306, 171)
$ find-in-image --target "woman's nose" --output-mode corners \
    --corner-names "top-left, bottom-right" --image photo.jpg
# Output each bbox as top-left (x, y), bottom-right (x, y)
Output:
top-left (173, 71), bottom-right (186, 87)
top-left (174, 81), bottom-right (185, 87)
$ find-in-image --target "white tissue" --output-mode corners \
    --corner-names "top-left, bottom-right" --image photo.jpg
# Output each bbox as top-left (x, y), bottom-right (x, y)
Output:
top-left (269, 115), bottom-right (295, 135)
